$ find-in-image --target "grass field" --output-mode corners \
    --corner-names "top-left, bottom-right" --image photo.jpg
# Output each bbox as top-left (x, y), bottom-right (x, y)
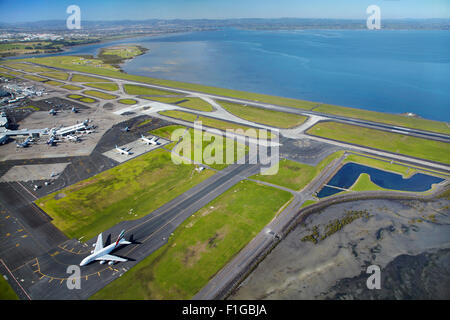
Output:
top-left (150, 125), bottom-right (247, 170)
top-left (0, 73), bottom-right (14, 79)
top-left (314, 103), bottom-right (450, 135)
top-left (45, 80), bottom-right (64, 86)
top-left (123, 84), bottom-right (178, 96)
top-left (90, 180), bottom-right (292, 300)
top-left (71, 74), bottom-right (112, 83)
top-left (159, 110), bottom-right (274, 139)
top-left (3, 61), bottom-right (54, 73)
top-left (6, 56), bottom-right (449, 134)
top-left (67, 94), bottom-right (83, 99)
top-left (307, 122), bottom-right (450, 165)
top-left (349, 173), bottom-right (387, 192)
top-left (172, 127), bottom-right (248, 170)
top-left (39, 72), bottom-right (69, 81)
top-left (251, 151), bottom-right (345, 191)
top-left (84, 82), bottom-right (119, 91)
top-left (142, 96), bottom-right (186, 104)
top-left (15, 105), bottom-right (40, 111)
top-left (219, 100), bottom-right (307, 128)
top-left (23, 75), bottom-right (47, 82)
top-left (175, 98), bottom-right (214, 112)
top-left (82, 90), bottom-right (118, 100)
top-left (144, 97), bottom-right (214, 112)
top-left (149, 125), bottom-right (188, 141)
top-left (100, 45), bottom-right (145, 59)
top-left (80, 97), bottom-right (96, 103)
top-left (0, 276), bottom-right (18, 300)
top-left (6, 70), bottom-right (24, 76)
top-left (35, 149), bottom-right (215, 240)
top-left (118, 99), bottom-right (137, 105)
top-left (61, 84), bottom-right (83, 91)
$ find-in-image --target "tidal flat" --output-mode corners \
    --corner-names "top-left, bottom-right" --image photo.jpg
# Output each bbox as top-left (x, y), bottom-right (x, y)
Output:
top-left (230, 197), bottom-right (450, 299)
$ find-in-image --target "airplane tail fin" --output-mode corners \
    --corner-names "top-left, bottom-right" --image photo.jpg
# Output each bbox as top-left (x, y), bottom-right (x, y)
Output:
top-left (114, 230), bottom-right (126, 247)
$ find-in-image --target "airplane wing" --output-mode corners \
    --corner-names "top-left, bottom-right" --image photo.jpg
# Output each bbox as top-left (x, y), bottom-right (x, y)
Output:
top-left (95, 254), bottom-right (127, 262)
top-left (93, 233), bottom-right (104, 253)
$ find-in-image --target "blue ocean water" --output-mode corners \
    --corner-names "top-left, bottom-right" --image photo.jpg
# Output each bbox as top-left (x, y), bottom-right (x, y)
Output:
top-left (14, 29), bottom-right (450, 121)
top-left (316, 162), bottom-right (444, 198)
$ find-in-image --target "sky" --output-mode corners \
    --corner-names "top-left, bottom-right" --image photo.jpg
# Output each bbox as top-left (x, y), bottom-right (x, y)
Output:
top-left (1, 0), bottom-right (449, 23)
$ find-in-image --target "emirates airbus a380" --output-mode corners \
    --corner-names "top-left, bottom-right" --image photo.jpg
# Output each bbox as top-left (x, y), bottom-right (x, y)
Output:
top-left (80, 230), bottom-right (131, 266)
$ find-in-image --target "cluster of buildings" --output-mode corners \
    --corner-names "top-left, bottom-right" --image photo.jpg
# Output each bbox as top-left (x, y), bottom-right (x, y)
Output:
top-left (0, 32), bottom-right (93, 43)
top-left (0, 83), bottom-right (44, 105)
top-left (0, 33), bottom-right (63, 42)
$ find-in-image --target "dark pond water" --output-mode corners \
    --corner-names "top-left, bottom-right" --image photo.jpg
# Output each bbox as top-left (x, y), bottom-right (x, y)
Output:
top-left (317, 162), bottom-right (444, 198)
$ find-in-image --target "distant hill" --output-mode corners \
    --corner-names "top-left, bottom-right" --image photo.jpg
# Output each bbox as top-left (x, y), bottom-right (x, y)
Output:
top-left (0, 18), bottom-right (449, 32)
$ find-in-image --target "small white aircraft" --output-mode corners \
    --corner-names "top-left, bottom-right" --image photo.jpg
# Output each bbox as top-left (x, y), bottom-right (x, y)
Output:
top-left (80, 230), bottom-right (131, 266)
top-left (115, 145), bottom-right (131, 155)
top-left (140, 134), bottom-right (159, 146)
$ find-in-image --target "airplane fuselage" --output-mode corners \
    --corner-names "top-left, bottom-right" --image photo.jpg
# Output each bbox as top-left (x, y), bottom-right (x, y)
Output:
top-left (80, 238), bottom-right (128, 266)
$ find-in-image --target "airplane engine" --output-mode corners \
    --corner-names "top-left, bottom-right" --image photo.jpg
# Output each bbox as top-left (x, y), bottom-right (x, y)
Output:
top-left (108, 261), bottom-right (114, 266)
top-left (99, 260), bottom-right (106, 264)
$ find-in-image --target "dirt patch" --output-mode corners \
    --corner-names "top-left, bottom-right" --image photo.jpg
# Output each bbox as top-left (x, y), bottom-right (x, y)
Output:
top-left (183, 241), bottom-right (208, 268)
top-left (54, 193), bottom-right (66, 200)
top-left (67, 177), bottom-right (99, 192)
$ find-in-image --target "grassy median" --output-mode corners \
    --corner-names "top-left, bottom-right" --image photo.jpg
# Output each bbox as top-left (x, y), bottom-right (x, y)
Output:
top-left (307, 121), bottom-right (450, 165)
top-left (219, 100), bottom-right (307, 128)
top-left (251, 151), bottom-right (344, 191)
top-left (159, 110), bottom-right (274, 139)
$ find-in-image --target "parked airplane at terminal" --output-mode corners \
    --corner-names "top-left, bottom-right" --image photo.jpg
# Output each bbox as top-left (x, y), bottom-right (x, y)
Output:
top-left (115, 145), bottom-right (131, 155)
top-left (140, 134), bottom-right (159, 145)
top-left (16, 136), bottom-right (32, 148)
top-left (80, 230), bottom-right (131, 266)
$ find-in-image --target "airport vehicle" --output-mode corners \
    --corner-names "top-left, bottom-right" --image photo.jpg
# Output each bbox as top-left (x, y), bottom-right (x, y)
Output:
top-left (71, 106), bottom-right (78, 113)
top-left (65, 134), bottom-right (80, 142)
top-left (140, 134), bottom-right (159, 145)
top-left (115, 145), bottom-right (131, 155)
top-left (0, 134), bottom-right (8, 145)
top-left (80, 230), bottom-right (131, 266)
top-left (121, 126), bottom-right (130, 132)
top-left (49, 109), bottom-right (57, 116)
top-left (47, 136), bottom-right (59, 146)
top-left (16, 136), bottom-right (32, 148)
